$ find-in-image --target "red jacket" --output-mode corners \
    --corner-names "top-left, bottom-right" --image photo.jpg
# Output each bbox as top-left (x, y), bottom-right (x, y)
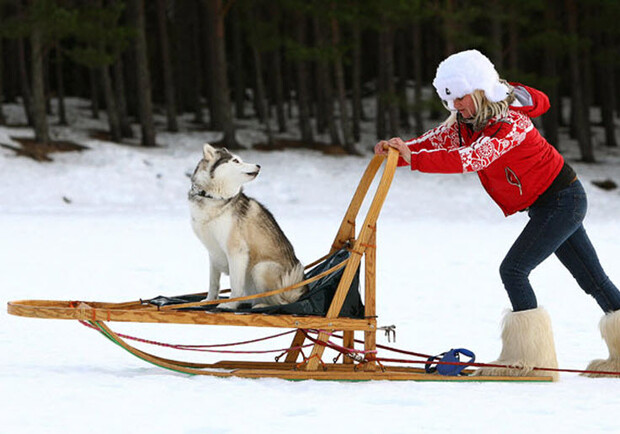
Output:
top-left (400, 83), bottom-right (564, 216)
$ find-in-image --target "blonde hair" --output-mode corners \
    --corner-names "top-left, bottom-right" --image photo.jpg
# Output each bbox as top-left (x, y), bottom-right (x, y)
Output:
top-left (443, 80), bottom-right (515, 131)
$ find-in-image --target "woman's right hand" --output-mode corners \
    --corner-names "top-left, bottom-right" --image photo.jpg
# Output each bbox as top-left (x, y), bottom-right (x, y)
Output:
top-left (374, 137), bottom-right (411, 164)
top-left (374, 140), bottom-right (389, 155)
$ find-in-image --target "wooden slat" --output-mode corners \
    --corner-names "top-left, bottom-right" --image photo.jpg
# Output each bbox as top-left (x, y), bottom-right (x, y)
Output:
top-left (329, 154), bottom-right (384, 254)
top-left (342, 331), bottom-right (355, 364)
top-left (7, 300), bottom-right (376, 331)
top-left (364, 228), bottom-right (377, 371)
top-left (230, 369), bottom-right (553, 382)
top-left (284, 329), bottom-right (307, 363)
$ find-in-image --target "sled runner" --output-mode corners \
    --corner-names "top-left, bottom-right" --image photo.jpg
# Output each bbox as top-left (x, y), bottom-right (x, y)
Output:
top-left (7, 148), bottom-right (553, 382)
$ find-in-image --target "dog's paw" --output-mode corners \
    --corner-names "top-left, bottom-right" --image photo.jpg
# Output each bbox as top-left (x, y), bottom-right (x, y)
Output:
top-left (217, 301), bottom-right (240, 310)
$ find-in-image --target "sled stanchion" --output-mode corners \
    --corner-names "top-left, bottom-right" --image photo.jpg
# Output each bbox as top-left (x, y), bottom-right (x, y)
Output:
top-left (305, 149), bottom-right (400, 371)
top-left (329, 153), bottom-right (384, 253)
top-left (364, 227), bottom-right (377, 371)
top-left (284, 330), bottom-right (307, 363)
top-left (342, 331), bottom-right (355, 365)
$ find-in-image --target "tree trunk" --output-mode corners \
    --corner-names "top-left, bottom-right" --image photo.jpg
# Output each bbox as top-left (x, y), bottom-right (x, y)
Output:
top-left (54, 43), bottom-right (67, 126)
top-left (411, 20), bottom-right (424, 136)
top-left (565, 0), bottom-right (594, 162)
top-left (489, 0), bottom-right (503, 70)
top-left (508, 4), bottom-right (519, 71)
top-left (156, 0), bottom-right (179, 132)
top-left (44, 51), bottom-right (51, 115)
top-left (100, 65), bottom-right (122, 142)
top-left (231, 4), bottom-right (246, 119)
top-left (89, 68), bottom-right (100, 119)
top-left (385, 27), bottom-right (398, 137)
top-left (313, 15), bottom-right (340, 145)
top-left (203, 0), bottom-right (237, 148)
top-left (271, 50), bottom-right (287, 133)
top-left (313, 17), bottom-right (327, 135)
top-left (541, 5), bottom-right (559, 149)
top-left (253, 48), bottom-right (273, 144)
top-left (351, 19), bottom-right (362, 141)
top-left (247, 8), bottom-right (273, 146)
top-left (542, 55), bottom-right (560, 149)
top-left (190, 1), bottom-right (204, 124)
top-left (294, 12), bottom-right (313, 145)
top-left (130, 0), bottom-right (156, 147)
top-left (17, 36), bottom-right (33, 126)
top-left (599, 43), bottom-right (617, 148)
top-left (396, 30), bottom-right (410, 131)
top-left (591, 7), bottom-right (617, 148)
top-left (113, 59), bottom-right (134, 138)
top-left (376, 28), bottom-right (387, 140)
top-left (0, 38), bottom-right (6, 125)
top-left (30, 24), bottom-right (49, 144)
top-left (443, 0), bottom-right (456, 55)
top-left (174, 0), bottom-right (202, 120)
top-left (5, 39), bottom-right (19, 103)
top-left (331, 15), bottom-right (354, 153)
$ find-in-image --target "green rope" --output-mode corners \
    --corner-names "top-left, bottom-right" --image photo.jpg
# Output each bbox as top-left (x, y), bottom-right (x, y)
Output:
top-left (88, 321), bottom-right (196, 376)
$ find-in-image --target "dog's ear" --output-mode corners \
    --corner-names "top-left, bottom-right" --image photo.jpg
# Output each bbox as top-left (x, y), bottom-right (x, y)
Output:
top-left (202, 143), bottom-right (216, 161)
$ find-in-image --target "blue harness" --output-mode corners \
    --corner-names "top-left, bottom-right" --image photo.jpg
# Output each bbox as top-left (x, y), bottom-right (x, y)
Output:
top-left (424, 348), bottom-right (476, 376)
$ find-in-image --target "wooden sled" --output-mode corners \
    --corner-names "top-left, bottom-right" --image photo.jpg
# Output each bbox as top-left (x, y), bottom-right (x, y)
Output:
top-left (7, 149), bottom-right (552, 382)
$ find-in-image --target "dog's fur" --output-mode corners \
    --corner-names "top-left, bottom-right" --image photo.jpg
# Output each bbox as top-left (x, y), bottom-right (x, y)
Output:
top-left (189, 144), bottom-right (306, 309)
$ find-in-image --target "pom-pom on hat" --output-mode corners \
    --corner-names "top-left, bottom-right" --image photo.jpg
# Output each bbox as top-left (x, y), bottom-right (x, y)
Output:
top-left (432, 49), bottom-right (510, 110)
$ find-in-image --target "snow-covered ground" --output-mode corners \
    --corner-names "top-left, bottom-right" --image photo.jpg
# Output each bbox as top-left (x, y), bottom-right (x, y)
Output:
top-left (1, 99), bottom-right (620, 433)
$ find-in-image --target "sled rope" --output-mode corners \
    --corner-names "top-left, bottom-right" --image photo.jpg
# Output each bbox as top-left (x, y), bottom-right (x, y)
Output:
top-left (369, 356), bottom-right (620, 377)
top-left (158, 256), bottom-right (349, 310)
top-left (78, 321), bottom-right (312, 355)
top-left (307, 329), bottom-right (620, 377)
top-left (78, 320), bottom-right (620, 377)
top-left (301, 329), bottom-right (377, 361)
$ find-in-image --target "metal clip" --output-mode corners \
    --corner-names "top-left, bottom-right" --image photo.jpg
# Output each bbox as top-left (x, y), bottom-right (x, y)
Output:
top-left (378, 325), bottom-right (396, 343)
top-left (346, 353), bottom-right (365, 363)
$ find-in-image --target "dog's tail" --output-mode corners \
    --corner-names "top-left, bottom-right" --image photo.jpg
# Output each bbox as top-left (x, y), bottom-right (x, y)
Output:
top-left (252, 261), bottom-right (307, 307)
top-left (277, 262), bottom-right (307, 304)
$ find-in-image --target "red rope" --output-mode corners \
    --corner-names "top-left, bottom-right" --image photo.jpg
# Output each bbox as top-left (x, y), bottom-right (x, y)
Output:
top-left (79, 322), bottom-right (620, 376)
top-left (305, 329), bottom-right (620, 377)
top-left (79, 321), bottom-right (311, 355)
top-left (372, 356), bottom-right (620, 376)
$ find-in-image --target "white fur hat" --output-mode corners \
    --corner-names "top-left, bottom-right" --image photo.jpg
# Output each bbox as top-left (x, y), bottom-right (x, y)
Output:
top-left (432, 49), bottom-right (510, 110)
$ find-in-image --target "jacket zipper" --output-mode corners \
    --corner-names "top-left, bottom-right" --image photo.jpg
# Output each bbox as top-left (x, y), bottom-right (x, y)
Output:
top-left (505, 167), bottom-right (523, 195)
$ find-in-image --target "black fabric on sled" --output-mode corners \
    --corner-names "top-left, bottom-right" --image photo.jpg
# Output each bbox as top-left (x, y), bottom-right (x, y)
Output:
top-left (148, 249), bottom-right (364, 318)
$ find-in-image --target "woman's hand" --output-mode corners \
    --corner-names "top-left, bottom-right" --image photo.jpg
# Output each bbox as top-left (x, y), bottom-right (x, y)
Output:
top-left (374, 140), bottom-right (389, 155)
top-left (374, 137), bottom-right (411, 164)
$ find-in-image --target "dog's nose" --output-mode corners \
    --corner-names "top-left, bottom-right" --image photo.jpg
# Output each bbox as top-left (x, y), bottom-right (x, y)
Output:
top-left (256, 165), bottom-right (261, 170)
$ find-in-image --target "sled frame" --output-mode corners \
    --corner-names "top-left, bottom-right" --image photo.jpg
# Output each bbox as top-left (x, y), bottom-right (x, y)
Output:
top-left (7, 149), bottom-right (552, 382)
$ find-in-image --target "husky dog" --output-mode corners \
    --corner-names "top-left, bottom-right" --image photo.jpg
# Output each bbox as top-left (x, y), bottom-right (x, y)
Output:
top-left (189, 144), bottom-right (307, 309)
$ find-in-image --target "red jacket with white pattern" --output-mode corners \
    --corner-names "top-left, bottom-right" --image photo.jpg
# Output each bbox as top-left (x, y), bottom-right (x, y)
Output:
top-left (400, 83), bottom-right (564, 216)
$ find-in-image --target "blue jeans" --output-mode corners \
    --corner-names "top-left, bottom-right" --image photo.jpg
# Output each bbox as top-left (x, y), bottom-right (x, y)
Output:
top-left (499, 180), bottom-right (620, 312)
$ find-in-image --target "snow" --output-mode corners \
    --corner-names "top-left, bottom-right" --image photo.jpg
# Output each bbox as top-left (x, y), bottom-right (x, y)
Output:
top-left (2, 99), bottom-right (620, 434)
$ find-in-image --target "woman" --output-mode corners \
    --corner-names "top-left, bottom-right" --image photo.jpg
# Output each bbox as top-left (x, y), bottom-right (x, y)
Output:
top-left (376, 49), bottom-right (620, 380)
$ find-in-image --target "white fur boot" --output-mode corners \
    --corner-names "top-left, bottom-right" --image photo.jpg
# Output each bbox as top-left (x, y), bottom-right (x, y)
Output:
top-left (583, 310), bottom-right (620, 378)
top-left (473, 307), bottom-right (559, 381)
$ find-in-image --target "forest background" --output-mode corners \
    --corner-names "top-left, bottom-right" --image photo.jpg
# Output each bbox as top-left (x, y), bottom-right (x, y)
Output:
top-left (0, 0), bottom-right (618, 163)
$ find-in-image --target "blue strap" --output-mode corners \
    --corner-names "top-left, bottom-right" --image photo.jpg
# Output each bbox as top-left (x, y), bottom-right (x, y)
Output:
top-left (424, 348), bottom-right (476, 376)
